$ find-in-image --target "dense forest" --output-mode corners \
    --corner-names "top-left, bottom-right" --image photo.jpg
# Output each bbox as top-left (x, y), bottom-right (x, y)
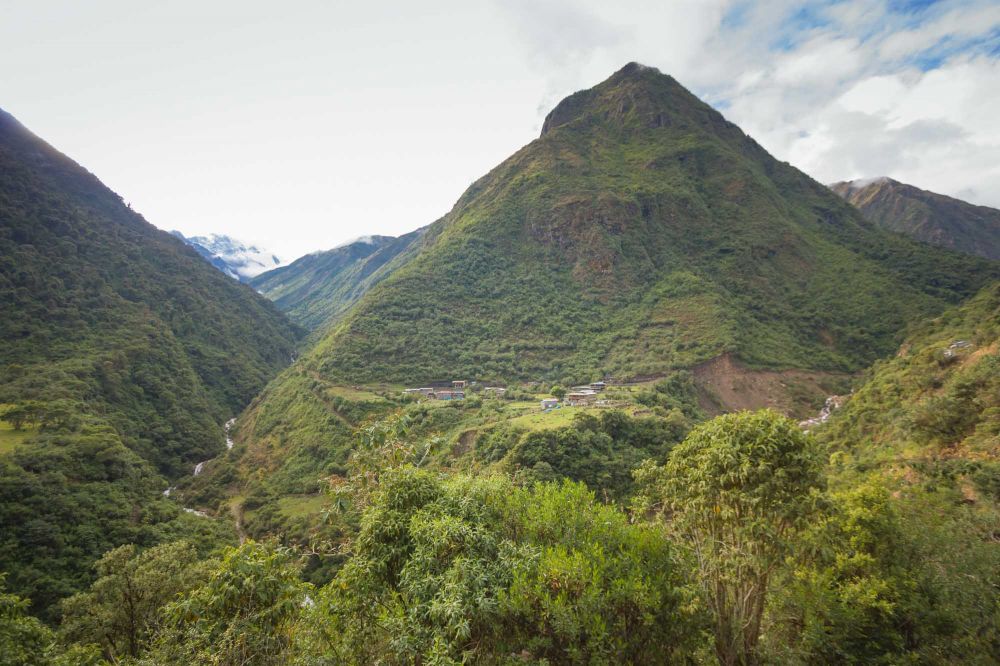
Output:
top-left (5, 277), bottom-right (998, 663)
top-left (0, 108), bottom-right (300, 623)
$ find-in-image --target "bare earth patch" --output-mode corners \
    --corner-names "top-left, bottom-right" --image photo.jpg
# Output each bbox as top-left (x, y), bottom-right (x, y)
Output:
top-left (692, 353), bottom-right (851, 419)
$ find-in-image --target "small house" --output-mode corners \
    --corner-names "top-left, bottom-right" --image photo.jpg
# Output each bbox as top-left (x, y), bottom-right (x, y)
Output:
top-left (589, 381), bottom-right (607, 392)
top-left (540, 398), bottom-right (559, 409)
top-left (452, 380), bottom-right (467, 389)
top-left (435, 389), bottom-right (465, 401)
top-left (566, 391), bottom-right (597, 406)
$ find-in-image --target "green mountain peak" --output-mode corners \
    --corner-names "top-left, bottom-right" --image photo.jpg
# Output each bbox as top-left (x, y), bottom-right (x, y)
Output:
top-left (539, 62), bottom-right (733, 139)
top-left (271, 65), bottom-right (996, 388)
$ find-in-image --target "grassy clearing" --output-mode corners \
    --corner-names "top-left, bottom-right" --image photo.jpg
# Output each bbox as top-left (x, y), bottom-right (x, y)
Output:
top-left (507, 406), bottom-right (602, 431)
top-left (277, 494), bottom-right (328, 519)
top-left (0, 419), bottom-right (34, 454)
top-left (324, 385), bottom-right (387, 402)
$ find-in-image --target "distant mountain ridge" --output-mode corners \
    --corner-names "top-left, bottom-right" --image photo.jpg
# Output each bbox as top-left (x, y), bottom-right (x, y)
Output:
top-left (171, 230), bottom-right (282, 281)
top-left (250, 227), bottom-right (426, 330)
top-left (829, 177), bottom-right (1000, 260)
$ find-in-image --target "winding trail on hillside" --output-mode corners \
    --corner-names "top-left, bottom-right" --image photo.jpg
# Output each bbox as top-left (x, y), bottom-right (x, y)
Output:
top-left (230, 500), bottom-right (248, 544)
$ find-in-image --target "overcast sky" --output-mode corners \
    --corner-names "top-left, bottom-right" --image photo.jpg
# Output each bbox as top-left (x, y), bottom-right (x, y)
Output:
top-left (3, 0), bottom-right (999, 260)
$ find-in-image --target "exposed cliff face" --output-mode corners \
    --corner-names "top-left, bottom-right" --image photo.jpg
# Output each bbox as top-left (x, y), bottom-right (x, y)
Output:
top-left (830, 177), bottom-right (1000, 260)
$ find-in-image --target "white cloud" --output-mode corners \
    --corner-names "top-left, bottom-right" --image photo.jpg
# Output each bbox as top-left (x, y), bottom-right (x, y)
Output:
top-left (877, 4), bottom-right (1000, 61)
top-left (496, 0), bottom-right (1000, 208)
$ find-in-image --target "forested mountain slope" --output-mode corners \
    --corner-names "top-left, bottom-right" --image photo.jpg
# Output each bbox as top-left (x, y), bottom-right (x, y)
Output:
top-left (820, 279), bottom-right (1000, 473)
top-left (249, 228), bottom-right (425, 330)
top-left (215, 63), bottom-right (997, 570)
top-left (830, 177), bottom-right (1000, 260)
top-left (0, 107), bottom-right (301, 619)
top-left (286, 63), bottom-right (997, 388)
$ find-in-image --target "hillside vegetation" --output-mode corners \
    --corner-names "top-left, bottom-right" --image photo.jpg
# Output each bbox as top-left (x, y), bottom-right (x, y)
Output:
top-left (4, 63), bottom-right (1000, 665)
top-left (249, 229), bottom-right (424, 330)
top-left (831, 177), bottom-right (1000, 260)
top-left (0, 108), bottom-right (301, 619)
top-left (292, 64), bottom-right (995, 389)
top-left (820, 280), bottom-right (1000, 490)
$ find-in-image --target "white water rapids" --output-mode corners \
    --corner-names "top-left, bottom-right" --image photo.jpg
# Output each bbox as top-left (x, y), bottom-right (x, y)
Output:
top-left (799, 395), bottom-right (845, 432)
top-left (164, 416), bottom-right (237, 514)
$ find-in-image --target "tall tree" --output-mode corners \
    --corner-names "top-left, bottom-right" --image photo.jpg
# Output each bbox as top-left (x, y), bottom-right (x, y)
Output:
top-left (637, 410), bottom-right (824, 665)
top-left (59, 541), bottom-right (215, 661)
top-left (146, 541), bottom-right (308, 666)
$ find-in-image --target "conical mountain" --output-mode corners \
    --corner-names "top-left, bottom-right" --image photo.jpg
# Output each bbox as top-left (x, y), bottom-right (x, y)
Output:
top-left (830, 177), bottom-right (1000, 260)
top-left (289, 64), bottom-right (996, 386)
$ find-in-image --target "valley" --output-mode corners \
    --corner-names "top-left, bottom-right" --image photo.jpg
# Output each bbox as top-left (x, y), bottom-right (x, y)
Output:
top-left (2, 59), bottom-right (1000, 665)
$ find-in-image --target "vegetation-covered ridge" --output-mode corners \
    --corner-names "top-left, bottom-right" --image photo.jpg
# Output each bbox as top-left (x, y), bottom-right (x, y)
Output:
top-left (820, 279), bottom-right (1000, 481)
top-left (0, 107), bottom-right (300, 620)
top-left (830, 176), bottom-right (1000, 260)
top-left (291, 63), bottom-right (996, 388)
top-left (249, 228), bottom-right (425, 331)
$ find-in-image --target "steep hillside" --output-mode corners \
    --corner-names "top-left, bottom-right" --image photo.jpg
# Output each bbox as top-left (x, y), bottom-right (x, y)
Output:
top-left (291, 63), bottom-right (995, 388)
top-left (820, 280), bottom-right (1000, 473)
top-left (171, 231), bottom-right (282, 281)
top-left (0, 107), bottom-right (301, 618)
top-left (830, 177), bottom-right (1000, 260)
top-left (249, 229), bottom-right (425, 330)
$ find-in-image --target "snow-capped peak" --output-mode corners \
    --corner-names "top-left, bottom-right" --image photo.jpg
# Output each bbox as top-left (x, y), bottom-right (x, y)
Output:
top-left (172, 231), bottom-right (282, 282)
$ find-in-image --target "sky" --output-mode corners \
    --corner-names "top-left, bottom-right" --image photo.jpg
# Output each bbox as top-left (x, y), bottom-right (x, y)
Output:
top-left (2, 0), bottom-right (999, 261)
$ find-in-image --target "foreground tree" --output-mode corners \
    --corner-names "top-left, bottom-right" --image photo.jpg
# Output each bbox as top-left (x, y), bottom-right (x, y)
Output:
top-left (300, 468), bottom-right (699, 664)
top-left (0, 575), bottom-right (104, 666)
top-left (636, 409), bottom-right (824, 665)
top-left (766, 479), bottom-right (1000, 663)
top-left (0, 574), bottom-right (52, 666)
top-left (144, 540), bottom-right (309, 666)
top-left (59, 540), bottom-right (215, 661)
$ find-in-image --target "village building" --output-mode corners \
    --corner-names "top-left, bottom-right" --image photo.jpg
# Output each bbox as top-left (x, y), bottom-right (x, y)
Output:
top-left (434, 389), bottom-right (465, 401)
top-left (484, 386), bottom-right (507, 395)
top-left (566, 391), bottom-right (597, 406)
top-left (540, 398), bottom-right (559, 409)
top-left (452, 380), bottom-right (467, 389)
top-left (589, 381), bottom-right (607, 392)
